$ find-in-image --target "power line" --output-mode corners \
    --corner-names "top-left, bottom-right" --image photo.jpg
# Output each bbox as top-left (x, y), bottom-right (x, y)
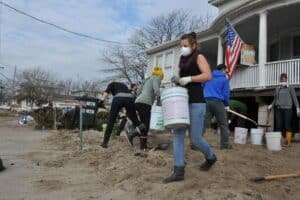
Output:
top-left (0, 1), bottom-right (131, 45)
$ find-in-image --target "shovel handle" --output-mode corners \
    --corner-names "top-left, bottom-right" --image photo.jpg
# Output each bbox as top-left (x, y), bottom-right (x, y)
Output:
top-left (227, 109), bottom-right (258, 126)
top-left (251, 173), bottom-right (300, 182)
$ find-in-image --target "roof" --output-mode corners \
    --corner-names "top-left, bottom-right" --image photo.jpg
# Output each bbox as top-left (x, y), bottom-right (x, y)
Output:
top-left (208, 0), bottom-right (230, 7)
top-left (145, 0), bottom-right (277, 55)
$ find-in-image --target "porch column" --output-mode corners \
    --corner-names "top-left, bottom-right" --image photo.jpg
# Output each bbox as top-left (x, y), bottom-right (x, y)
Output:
top-left (259, 11), bottom-right (268, 87)
top-left (217, 36), bottom-right (223, 65)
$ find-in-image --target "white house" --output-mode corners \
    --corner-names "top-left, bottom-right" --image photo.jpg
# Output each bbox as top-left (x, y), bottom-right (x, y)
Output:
top-left (145, 0), bottom-right (300, 129)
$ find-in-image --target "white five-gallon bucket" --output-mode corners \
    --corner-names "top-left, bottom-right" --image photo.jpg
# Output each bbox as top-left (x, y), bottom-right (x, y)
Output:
top-left (234, 127), bottom-right (248, 144)
top-left (250, 128), bottom-right (264, 145)
top-left (265, 132), bottom-right (282, 151)
top-left (150, 105), bottom-right (165, 131)
top-left (161, 87), bottom-right (190, 129)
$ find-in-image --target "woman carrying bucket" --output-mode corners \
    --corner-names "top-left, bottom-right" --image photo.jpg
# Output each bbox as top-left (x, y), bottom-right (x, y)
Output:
top-left (129, 67), bottom-right (164, 150)
top-left (164, 32), bottom-right (217, 183)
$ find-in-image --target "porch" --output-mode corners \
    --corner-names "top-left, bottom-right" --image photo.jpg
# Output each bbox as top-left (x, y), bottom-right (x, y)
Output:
top-left (230, 59), bottom-right (300, 90)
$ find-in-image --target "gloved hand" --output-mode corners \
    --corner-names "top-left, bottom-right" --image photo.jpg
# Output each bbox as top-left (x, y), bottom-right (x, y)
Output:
top-left (267, 104), bottom-right (273, 110)
top-left (225, 106), bottom-right (230, 111)
top-left (179, 76), bottom-right (192, 86)
top-left (99, 96), bottom-right (105, 101)
top-left (297, 107), bottom-right (300, 117)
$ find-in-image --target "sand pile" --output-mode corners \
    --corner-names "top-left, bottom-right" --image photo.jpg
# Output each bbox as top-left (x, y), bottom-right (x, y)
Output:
top-left (30, 128), bottom-right (299, 200)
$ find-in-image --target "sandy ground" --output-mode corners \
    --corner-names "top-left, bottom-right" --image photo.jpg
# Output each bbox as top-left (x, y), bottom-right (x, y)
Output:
top-left (0, 114), bottom-right (300, 200)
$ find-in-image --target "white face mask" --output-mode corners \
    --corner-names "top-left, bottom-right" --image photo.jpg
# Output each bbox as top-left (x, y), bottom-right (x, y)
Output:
top-left (280, 81), bottom-right (288, 86)
top-left (181, 46), bottom-right (192, 56)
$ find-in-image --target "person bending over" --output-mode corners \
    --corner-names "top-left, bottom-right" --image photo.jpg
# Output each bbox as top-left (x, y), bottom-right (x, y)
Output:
top-left (99, 81), bottom-right (145, 148)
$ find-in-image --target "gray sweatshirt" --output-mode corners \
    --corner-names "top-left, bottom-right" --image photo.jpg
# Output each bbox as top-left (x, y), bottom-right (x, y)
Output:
top-left (135, 76), bottom-right (161, 106)
top-left (272, 86), bottom-right (299, 109)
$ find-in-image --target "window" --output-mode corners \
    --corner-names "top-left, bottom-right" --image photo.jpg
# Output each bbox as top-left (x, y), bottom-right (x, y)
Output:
top-left (165, 52), bottom-right (173, 69)
top-left (293, 35), bottom-right (300, 57)
top-left (155, 54), bottom-right (163, 68)
top-left (270, 42), bottom-right (279, 61)
top-left (164, 52), bottom-right (173, 81)
top-left (152, 51), bottom-right (175, 82)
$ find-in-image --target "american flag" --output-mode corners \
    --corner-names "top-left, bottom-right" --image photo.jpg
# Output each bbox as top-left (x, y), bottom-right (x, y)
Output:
top-left (225, 23), bottom-right (243, 80)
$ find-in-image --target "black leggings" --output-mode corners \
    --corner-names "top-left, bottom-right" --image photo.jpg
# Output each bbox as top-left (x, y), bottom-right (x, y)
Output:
top-left (103, 97), bottom-right (140, 144)
top-left (135, 103), bottom-right (152, 136)
top-left (115, 116), bottom-right (127, 136)
top-left (275, 108), bottom-right (293, 132)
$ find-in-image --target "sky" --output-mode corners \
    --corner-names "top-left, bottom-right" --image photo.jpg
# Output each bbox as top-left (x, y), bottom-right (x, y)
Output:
top-left (0, 0), bottom-right (218, 81)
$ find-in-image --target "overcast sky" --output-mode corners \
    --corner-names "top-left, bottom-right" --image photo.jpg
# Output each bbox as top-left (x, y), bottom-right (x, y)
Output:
top-left (0, 0), bottom-right (217, 81)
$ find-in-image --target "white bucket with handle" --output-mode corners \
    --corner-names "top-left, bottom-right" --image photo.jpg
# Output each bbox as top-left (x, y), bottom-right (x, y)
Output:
top-left (161, 87), bottom-right (190, 129)
top-left (265, 132), bottom-right (282, 151)
top-left (150, 105), bottom-right (165, 131)
top-left (250, 128), bottom-right (264, 145)
top-left (234, 127), bottom-right (248, 144)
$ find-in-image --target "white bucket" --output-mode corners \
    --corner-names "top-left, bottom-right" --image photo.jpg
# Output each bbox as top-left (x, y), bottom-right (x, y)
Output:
top-left (250, 128), bottom-right (264, 145)
top-left (234, 127), bottom-right (248, 144)
top-left (161, 87), bottom-right (190, 129)
top-left (265, 132), bottom-right (282, 151)
top-left (150, 105), bottom-right (165, 131)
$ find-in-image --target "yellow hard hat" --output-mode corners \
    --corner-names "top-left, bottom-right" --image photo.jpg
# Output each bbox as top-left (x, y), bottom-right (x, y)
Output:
top-left (152, 66), bottom-right (164, 79)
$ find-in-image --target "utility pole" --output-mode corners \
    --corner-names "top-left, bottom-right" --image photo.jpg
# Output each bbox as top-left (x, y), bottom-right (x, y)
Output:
top-left (12, 65), bottom-right (16, 95)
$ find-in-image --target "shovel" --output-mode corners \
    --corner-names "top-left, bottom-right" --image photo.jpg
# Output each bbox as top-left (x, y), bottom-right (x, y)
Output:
top-left (250, 173), bottom-right (300, 183)
top-left (227, 109), bottom-right (270, 128)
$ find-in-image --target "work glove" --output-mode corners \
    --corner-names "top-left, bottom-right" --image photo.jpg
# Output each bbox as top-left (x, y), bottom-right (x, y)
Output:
top-left (297, 107), bottom-right (300, 117)
top-left (179, 76), bottom-right (192, 86)
top-left (225, 106), bottom-right (230, 111)
top-left (99, 96), bottom-right (105, 101)
top-left (267, 104), bottom-right (273, 111)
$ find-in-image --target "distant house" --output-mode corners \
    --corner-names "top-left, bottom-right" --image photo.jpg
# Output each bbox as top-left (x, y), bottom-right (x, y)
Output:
top-left (70, 90), bottom-right (101, 98)
top-left (145, 0), bottom-right (300, 129)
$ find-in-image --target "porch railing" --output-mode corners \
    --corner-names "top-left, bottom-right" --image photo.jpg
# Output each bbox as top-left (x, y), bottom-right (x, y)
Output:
top-left (230, 59), bottom-right (300, 90)
top-left (230, 65), bottom-right (259, 90)
top-left (265, 59), bottom-right (300, 86)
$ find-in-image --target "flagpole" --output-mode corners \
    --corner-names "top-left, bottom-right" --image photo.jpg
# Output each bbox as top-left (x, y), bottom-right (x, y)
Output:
top-left (226, 18), bottom-right (245, 44)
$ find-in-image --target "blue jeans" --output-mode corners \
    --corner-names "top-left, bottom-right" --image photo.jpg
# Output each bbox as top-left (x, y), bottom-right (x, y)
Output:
top-left (173, 103), bottom-right (215, 167)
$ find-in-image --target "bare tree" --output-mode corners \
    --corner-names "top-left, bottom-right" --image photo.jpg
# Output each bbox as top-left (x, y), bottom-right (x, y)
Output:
top-left (16, 67), bottom-right (60, 105)
top-left (71, 77), bottom-right (102, 97)
top-left (101, 9), bottom-right (216, 83)
top-left (101, 46), bottom-right (145, 84)
top-left (59, 79), bottom-right (73, 96)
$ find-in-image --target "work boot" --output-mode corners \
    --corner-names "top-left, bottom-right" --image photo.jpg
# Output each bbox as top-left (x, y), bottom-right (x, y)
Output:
top-left (200, 155), bottom-right (217, 171)
top-left (125, 124), bottom-right (146, 146)
top-left (140, 137), bottom-right (148, 150)
top-left (220, 144), bottom-right (233, 150)
top-left (0, 158), bottom-right (6, 172)
top-left (284, 132), bottom-right (292, 147)
top-left (100, 142), bottom-right (108, 149)
top-left (163, 166), bottom-right (184, 183)
top-left (100, 136), bottom-right (109, 149)
top-left (190, 143), bottom-right (198, 151)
